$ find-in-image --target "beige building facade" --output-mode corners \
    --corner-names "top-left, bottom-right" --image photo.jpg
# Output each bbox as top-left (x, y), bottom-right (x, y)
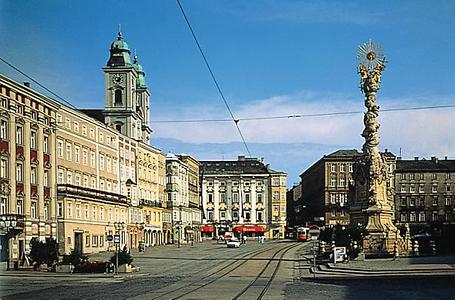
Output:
top-left (200, 156), bottom-right (287, 239)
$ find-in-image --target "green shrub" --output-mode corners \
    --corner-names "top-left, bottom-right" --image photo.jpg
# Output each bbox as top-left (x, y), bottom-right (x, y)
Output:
top-left (62, 249), bottom-right (87, 267)
top-left (110, 247), bottom-right (133, 266)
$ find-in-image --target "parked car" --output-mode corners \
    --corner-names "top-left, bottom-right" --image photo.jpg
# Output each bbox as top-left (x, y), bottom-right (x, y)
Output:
top-left (226, 238), bottom-right (240, 248)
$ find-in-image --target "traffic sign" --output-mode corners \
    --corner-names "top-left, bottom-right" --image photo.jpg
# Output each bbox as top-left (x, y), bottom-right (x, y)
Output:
top-left (113, 234), bottom-right (120, 244)
top-left (106, 235), bottom-right (113, 242)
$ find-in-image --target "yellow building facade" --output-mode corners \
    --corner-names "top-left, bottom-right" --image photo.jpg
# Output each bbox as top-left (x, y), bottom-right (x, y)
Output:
top-left (269, 172), bottom-right (287, 239)
top-left (56, 105), bottom-right (130, 254)
top-left (136, 143), bottom-right (166, 248)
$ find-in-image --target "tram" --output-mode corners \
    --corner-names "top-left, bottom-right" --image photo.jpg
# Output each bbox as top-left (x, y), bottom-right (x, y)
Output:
top-left (296, 227), bottom-right (309, 242)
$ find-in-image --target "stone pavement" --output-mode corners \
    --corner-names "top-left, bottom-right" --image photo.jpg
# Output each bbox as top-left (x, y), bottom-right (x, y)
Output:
top-left (301, 254), bottom-right (455, 279)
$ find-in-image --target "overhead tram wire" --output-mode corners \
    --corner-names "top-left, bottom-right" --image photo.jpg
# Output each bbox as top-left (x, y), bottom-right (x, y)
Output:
top-left (152, 104), bottom-right (455, 123)
top-left (176, 0), bottom-right (252, 157)
top-left (0, 56), bottom-right (78, 109)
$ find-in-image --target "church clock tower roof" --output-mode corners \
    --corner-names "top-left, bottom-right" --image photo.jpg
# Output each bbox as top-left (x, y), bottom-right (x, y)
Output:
top-left (107, 31), bottom-right (132, 67)
top-left (133, 53), bottom-right (147, 88)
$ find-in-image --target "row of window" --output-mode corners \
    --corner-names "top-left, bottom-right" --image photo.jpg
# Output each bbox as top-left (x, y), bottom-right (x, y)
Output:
top-left (0, 159), bottom-right (50, 185)
top-left (57, 139), bottom-right (118, 171)
top-left (56, 114), bottom-right (116, 147)
top-left (207, 180), bottom-right (265, 187)
top-left (83, 234), bottom-right (105, 248)
top-left (58, 202), bottom-right (126, 222)
top-left (206, 210), bottom-right (264, 222)
top-left (330, 209), bottom-right (347, 217)
top-left (329, 175), bottom-right (350, 187)
top-left (57, 168), bottom-right (118, 192)
top-left (328, 163), bottom-right (353, 173)
top-left (399, 196), bottom-right (452, 207)
top-left (329, 193), bottom-right (348, 205)
top-left (0, 197), bottom-right (49, 219)
top-left (0, 121), bottom-right (50, 152)
top-left (207, 192), bottom-right (264, 203)
top-left (399, 211), bottom-right (453, 222)
top-left (399, 184), bottom-right (451, 193)
top-left (399, 172), bottom-right (452, 181)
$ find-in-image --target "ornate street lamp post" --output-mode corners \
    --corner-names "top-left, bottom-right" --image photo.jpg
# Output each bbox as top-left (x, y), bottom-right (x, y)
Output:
top-left (0, 214), bottom-right (18, 271)
top-left (113, 222), bottom-right (125, 275)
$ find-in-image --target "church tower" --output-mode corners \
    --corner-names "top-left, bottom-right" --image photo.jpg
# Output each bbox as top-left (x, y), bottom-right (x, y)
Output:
top-left (103, 30), bottom-right (152, 143)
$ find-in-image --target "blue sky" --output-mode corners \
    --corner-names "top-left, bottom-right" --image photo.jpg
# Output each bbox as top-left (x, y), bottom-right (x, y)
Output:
top-left (1, 0), bottom-right (454, 185)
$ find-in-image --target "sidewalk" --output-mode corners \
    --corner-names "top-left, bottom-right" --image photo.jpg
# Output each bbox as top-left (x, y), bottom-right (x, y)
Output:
top-left (0, 239), bottom-right (217, 278)
top-left (301, 254), bottom-right (455, 280)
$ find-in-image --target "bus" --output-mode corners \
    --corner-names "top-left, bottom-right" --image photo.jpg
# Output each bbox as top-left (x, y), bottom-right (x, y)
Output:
top-left (296, 227), bottom-right (309, 242)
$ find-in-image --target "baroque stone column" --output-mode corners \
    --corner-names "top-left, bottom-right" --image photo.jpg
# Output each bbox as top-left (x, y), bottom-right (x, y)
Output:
top-left (350, 41), bottom-right (407, 257)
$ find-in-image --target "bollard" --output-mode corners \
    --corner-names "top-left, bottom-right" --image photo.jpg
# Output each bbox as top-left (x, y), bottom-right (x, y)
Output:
top-left (413, 240), bottom-right (419, 256)
top-left (393, 240), bottom-right (398, 259)
top-left (429, 240), bottom-right (436, 255)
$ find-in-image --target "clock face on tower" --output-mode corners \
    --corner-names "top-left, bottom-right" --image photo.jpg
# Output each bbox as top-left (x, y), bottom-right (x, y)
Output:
top-left (112, 74), bottom-right (124, 85)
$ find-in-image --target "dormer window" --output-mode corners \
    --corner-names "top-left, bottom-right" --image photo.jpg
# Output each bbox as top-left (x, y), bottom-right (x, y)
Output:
top-left (114, 90), bottom-right (122, 106)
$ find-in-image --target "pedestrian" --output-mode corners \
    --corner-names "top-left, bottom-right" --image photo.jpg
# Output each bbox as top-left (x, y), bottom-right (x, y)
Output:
top-left (243, 235), bottom-right (247, 245)
top-left (260, 236), bottom-right (264, 244)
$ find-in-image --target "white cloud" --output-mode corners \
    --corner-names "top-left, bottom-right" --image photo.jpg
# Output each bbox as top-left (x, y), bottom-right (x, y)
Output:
top-left (152, 90), bottom-right (455, 158)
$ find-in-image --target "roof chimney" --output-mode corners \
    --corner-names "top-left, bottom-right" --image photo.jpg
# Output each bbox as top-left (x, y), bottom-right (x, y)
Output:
top-left (414, 156), bottom-right (419, 161)
top-left (445, 156), bottom-right (448, 160)
top-left (23, 82), bottom-right (31, 88)
top-left (431, 156), bottom-right (438, 163)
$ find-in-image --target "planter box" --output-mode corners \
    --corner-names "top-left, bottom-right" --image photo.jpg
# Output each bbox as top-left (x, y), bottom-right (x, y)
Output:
top-left (56, 264), bottom-right (74, 273)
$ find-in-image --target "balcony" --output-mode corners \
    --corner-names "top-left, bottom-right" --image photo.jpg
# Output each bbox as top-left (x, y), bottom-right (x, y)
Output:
top-left (16, 146), bottom-right (24, 160)
top-left (139, 198), bottom-right (162, 208)
top-left (44, 153), bottom-right (51, 168)
top-left (44, 187), bottom-right (51, 199)
top-left (16, 183), bottom-right (24, 197)
top-left (30, 149), bottom-right (38, 164)
top-left (31, 184), bottom-right (38, 198)
top-left (57, 184), bottom-right (127, 204)
top-left (0, 140), bottom-right (8, 155)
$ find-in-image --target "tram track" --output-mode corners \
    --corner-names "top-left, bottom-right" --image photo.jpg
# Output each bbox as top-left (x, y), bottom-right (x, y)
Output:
top-left (231, 242), bottom-right (301, 300)
top-left (149, 242), bottom-right (287, 300)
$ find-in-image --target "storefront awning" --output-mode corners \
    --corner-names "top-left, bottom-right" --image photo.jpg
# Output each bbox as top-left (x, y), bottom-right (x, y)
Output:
top-left (233, 225), bottom-right (266, 233)
top-left (200, 225), bottom-right (215, 232)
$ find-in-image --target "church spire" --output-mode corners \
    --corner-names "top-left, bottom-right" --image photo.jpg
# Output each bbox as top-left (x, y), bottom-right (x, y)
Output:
top-left (133, 49), bottom-right (147, 88)
top-left (106, 28), bottom-right (132, 67)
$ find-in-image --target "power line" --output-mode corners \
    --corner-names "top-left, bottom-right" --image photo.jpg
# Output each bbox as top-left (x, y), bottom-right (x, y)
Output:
top-left (0, 56), bottom-right (78, 109)
top-left (176, 0), bottom-right (252, 157)
top-left (152, 104), bottom-right (455, 123)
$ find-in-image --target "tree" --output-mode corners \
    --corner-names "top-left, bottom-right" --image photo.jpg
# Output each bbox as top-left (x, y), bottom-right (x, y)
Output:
top-left (110, 246), bottom-right (133, 266)
top-left (29, 238), bottom-right (58, 270)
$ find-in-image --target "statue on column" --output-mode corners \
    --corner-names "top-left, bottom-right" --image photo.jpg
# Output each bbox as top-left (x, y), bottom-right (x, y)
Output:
top-left (350, 40), bottom-right (409, 257)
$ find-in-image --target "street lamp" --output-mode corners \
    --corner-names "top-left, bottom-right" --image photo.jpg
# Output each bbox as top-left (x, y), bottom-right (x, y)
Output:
top-left (113, 222), bottom-right (125, 275)
top-left (0, 214), bottom-right (19, 271)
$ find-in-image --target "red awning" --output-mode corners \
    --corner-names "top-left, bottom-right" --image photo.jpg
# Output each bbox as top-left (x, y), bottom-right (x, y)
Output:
top-left (233, 225), bottom-right (266, 233)
top-left (200, 225), bottom-right (215, 232)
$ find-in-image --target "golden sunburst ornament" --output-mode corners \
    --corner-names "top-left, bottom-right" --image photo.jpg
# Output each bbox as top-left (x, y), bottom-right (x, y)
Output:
top-left (357, 39), bottom-right (385, 69)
